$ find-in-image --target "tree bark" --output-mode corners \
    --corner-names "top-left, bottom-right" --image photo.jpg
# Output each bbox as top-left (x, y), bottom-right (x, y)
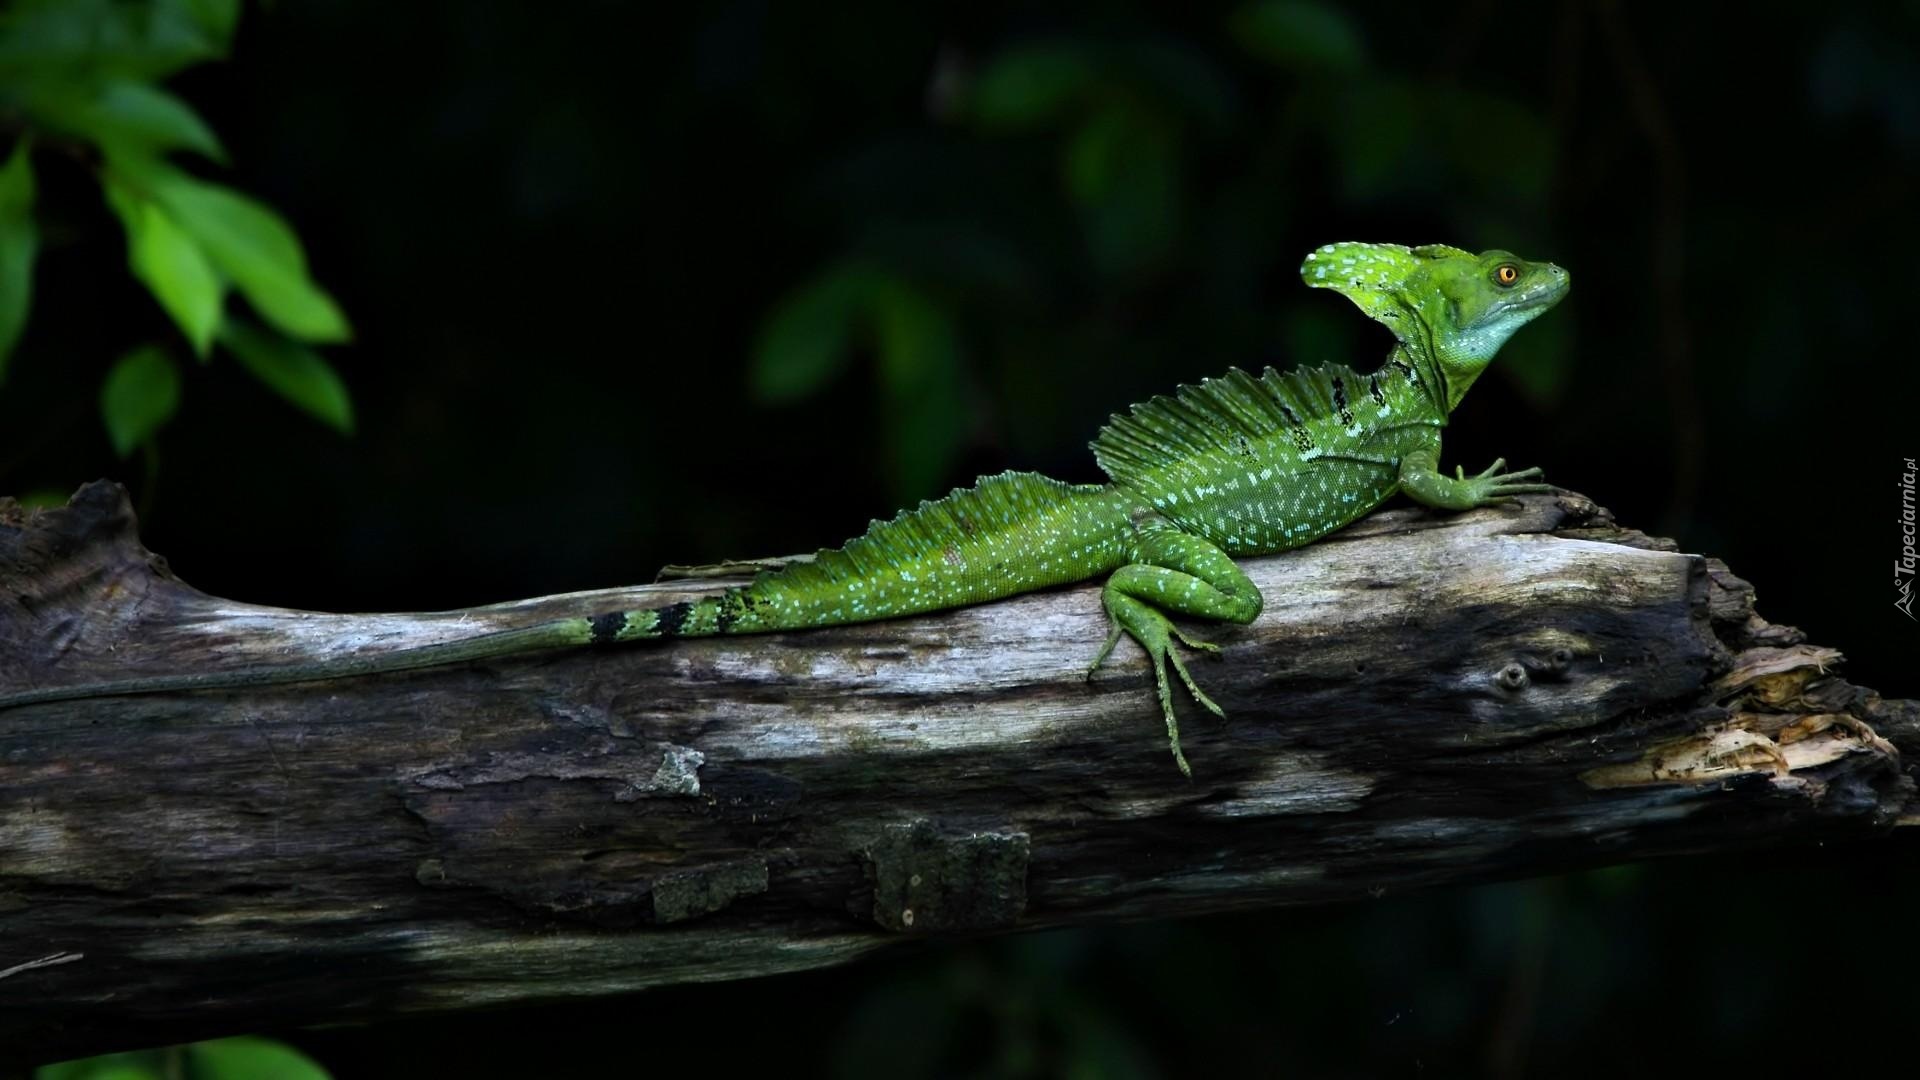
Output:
top-left (2, 482), bottom-right (1914, 1063)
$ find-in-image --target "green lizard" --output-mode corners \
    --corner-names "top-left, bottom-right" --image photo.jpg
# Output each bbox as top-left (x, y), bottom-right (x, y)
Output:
top-left (0, 242), bottom-right (1569, 774)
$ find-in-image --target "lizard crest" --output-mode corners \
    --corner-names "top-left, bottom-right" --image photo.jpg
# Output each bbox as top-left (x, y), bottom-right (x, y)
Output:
top-left (1302, 242), bottom-right (1569, 413)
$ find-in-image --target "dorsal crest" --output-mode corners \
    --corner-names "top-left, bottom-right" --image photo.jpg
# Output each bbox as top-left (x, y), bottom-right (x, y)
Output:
top-left (771, 470), bottom-right (1094, 586)
top-left (1091, 365), bottom-right (1358, 487)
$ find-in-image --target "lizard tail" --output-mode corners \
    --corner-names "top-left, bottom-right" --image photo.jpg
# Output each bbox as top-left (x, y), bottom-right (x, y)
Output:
top-left (0, 580), bottom-right (858, 710)
top-left (0, 470), bottom-right (1120, 710)
top-left (598, 589), bottom-right (790, 641)
top-left (0, 588), bottom-right (788, 710)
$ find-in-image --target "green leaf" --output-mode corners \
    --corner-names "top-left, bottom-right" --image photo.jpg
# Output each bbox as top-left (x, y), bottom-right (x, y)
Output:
top-left (1323, 81), bottom-right (1420, 201)
top-left (139, 169), bottom-right (351, 343)
top-left (0, 0), bottom-right (225, 81)
top-left (67, 1068), bottom-right (160, 1080)
top-left (872, 283), bottom-right (966, 501)
top-left (185, 1037), bottom-right (332, 1080)
top-left (105, 174), bottom-right (225, 357)
top-left (100, 345), bottom-right (182, 457)
top-left (31, 80), bottom-right (227, 162)
top-left (1103, 39), bottom-right (1237, 131)
top-left (1579, 861), bottom-right (1647, 898)
top-left (173, 0), bottom-right (242, 45)
top-left (15, 489), bottom-right (70, 510)
top-left (34, 1050), bottom-right (168, 1080)
top-left (1063, 111), bottom-right (1180, 275)
top-left (0, 139), bottom-right (37, 383)
top-left (1433, 90), bottom-right (1553, 201)
top-left (856, 221), bottom-right (1041, 299)
top-left (970, 45), bottom-right (1096, 131)
top-left (1063, 109), bottom-right (1128, 205)
top-left (34, 1060), bottom-right (166, 1080)
top-left (219, 318), bottom-right (354, 433)
top-left (749, 265), bottom-right (884, 403)
top-left (1229, 1), bottom-right (1367, 72)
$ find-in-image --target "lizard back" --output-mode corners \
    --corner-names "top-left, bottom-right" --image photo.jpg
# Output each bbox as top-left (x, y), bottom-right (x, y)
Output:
top-left (1092, 362), bottom-right (1440, 555)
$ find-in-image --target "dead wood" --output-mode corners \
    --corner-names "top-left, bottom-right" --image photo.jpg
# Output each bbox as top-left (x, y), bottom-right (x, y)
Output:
top-left (1, 482), bottom-right (1913, 1063)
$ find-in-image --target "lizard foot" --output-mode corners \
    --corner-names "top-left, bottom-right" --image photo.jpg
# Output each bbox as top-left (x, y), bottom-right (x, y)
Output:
top-left (1457, 458), bottom-right (1555, 508)
top-left (1086, 594), bottom-right (1227, 778)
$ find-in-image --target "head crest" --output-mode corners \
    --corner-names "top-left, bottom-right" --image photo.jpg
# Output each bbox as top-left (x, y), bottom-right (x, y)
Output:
top-left (1298, 242), bottom-right (1470, 329)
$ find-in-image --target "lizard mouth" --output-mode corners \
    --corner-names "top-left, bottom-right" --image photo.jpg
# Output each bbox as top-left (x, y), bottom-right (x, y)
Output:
top-left (1518, 264), bottom-right (1572, 309)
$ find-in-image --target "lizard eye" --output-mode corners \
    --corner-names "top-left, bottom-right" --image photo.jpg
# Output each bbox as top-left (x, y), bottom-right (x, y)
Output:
top-left (1494, 264), bottom-right (1520, 287)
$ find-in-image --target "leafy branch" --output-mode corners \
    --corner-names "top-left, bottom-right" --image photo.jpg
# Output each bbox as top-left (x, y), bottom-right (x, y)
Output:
top-left (0, 0), bottom-right (352, 464)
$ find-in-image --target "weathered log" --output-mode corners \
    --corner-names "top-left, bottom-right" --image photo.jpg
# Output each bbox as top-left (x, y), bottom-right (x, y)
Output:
top-left (1, 481), bottom-right (1913, 1063)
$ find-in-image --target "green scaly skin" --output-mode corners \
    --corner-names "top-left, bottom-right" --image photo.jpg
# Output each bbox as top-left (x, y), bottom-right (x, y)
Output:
top-left (0, 243), bottom-right (1570, 775)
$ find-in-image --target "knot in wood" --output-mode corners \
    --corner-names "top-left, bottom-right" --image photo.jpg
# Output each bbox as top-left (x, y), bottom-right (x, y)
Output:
top-left (1517, 646), bottom-right (1576, 682)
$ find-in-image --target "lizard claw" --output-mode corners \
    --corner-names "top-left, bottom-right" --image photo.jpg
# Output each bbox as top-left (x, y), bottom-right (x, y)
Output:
top-left (1169, 625), bottom-right (1221, 656)
top-left (1085, 622), bottom-right (1124, 681)
top-left (1167, 647), bottom-right (1226, 718)
top-left (1465, 461), bottom-right (1552, 507)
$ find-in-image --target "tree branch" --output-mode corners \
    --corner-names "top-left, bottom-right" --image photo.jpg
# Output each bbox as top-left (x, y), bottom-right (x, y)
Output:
top-left (1, 482), bottom-right (1913, 1063)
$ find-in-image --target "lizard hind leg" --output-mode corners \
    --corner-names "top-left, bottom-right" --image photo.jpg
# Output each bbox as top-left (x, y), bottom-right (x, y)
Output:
top-left (1091, 589), bottom-right (1227, 777)
top-left (1086, 524), bottom-right (1264, 777)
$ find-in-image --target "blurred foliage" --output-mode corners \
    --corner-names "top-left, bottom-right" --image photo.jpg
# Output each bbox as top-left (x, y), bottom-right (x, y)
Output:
top-left (38, 1037), bottom-right (330, 1080)
top-left (747, 0), bottom-right (1574, 505)
top-left (100, 342), bottom-right (178, 454)
top-left (752, 262), bottom-right (965, 497)
top-left (0, 0), bottom-right (351, 466)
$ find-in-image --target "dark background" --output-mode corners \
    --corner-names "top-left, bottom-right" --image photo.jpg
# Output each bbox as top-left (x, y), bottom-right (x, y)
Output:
top-left (5, 1), bottom-right (1917, 1075)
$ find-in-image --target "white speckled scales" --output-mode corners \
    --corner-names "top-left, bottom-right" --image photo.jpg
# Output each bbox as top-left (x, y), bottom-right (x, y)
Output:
top-left (647, 356), bottom-right (1447, 639)
top-left (621, 471), bottom-right (1137, 639)
top-left (1093, 362), bottom-right (1441, 555)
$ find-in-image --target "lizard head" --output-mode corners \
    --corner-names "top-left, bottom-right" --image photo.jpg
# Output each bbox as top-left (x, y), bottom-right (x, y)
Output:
top-left (1301, 242), bottom-right (1570, 414)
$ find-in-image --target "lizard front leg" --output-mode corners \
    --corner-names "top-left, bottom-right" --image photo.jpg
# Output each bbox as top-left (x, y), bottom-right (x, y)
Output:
top-left (1397, 447), bottom-right (1553, 511)
top-left (1085, 516), bottom-right (1263, 776)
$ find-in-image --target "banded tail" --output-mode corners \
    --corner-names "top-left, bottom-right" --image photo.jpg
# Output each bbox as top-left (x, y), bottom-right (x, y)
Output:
top-left (0, 472), bottom-right (1131, 711)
